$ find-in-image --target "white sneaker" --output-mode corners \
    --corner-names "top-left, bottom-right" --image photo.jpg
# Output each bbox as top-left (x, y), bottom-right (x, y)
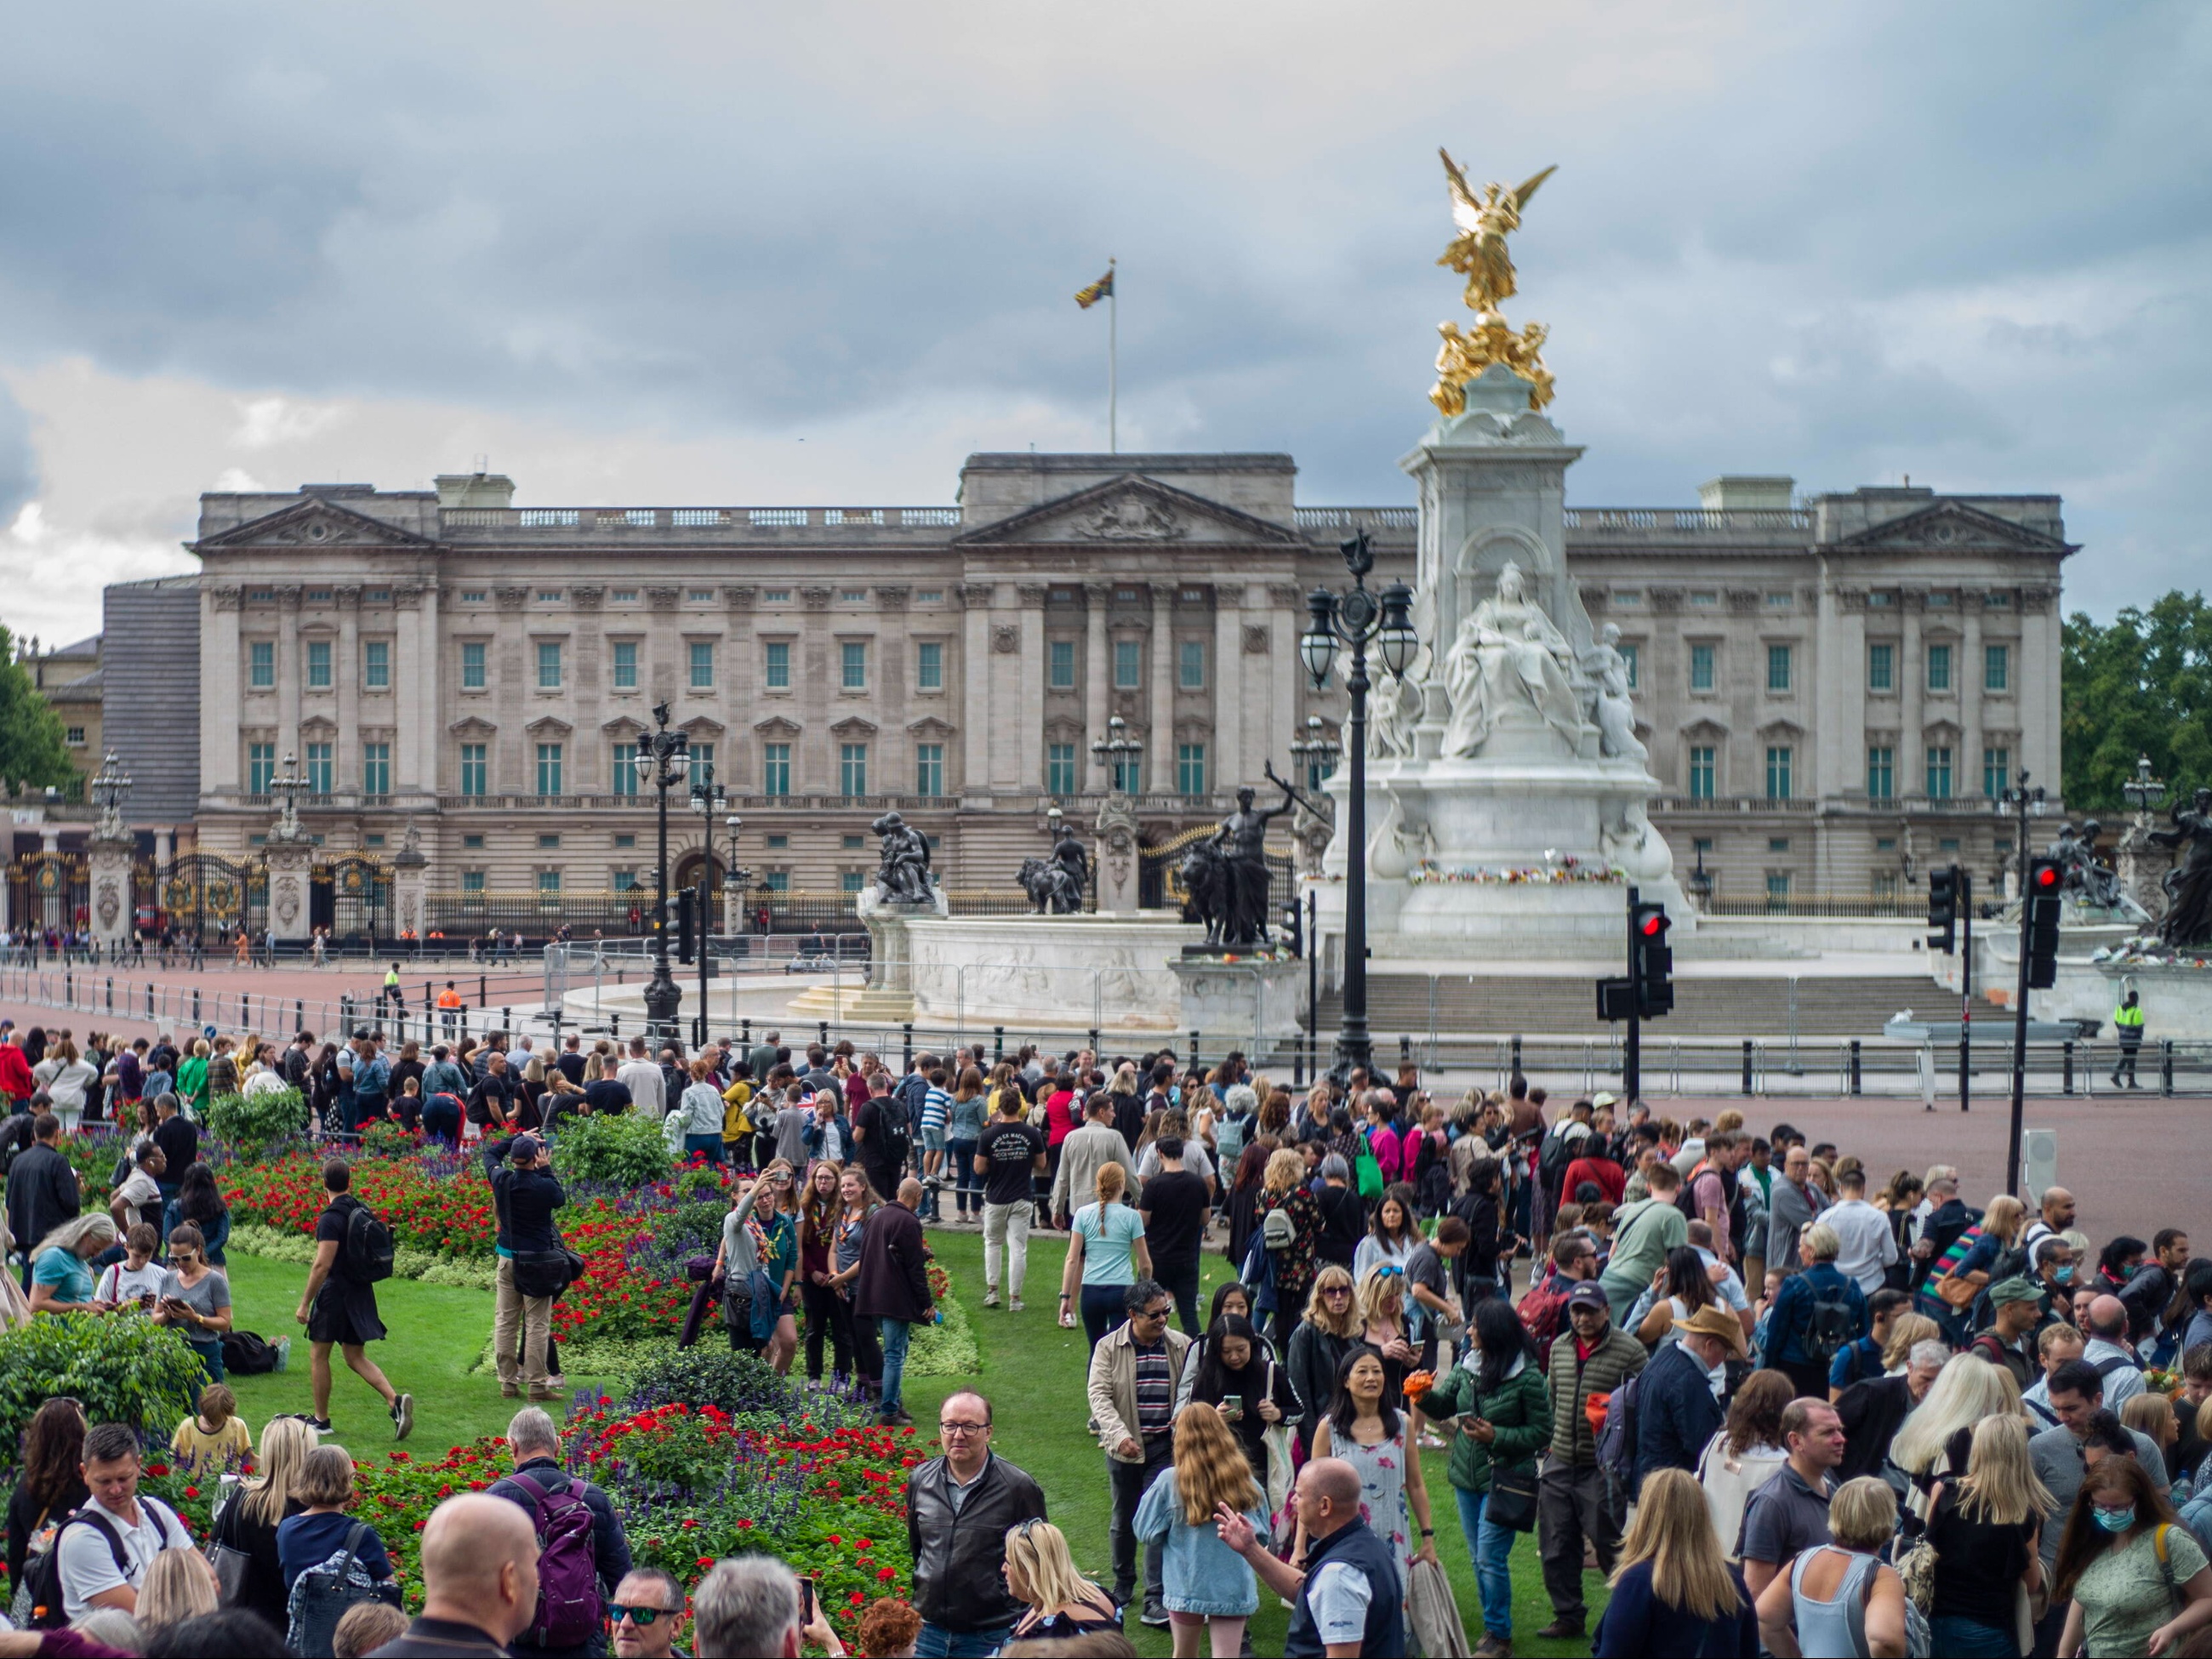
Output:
top-left (1011, 1297), bottom-right (1026, 1313)
top-left (983, 1290), bottom-right (1001, 1308)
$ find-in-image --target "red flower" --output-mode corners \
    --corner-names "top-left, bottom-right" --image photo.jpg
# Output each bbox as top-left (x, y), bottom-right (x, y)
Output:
top-left (182, 1486), bottom-right (201, 1499)
top-left (877, 1566), bottom-right (896, 1582)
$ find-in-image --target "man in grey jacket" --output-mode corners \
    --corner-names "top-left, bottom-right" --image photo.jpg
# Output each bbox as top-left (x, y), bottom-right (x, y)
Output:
top-left (1765, 1143), bottom-right (1821, 1278)
top-left (1051, 1092), bottom-right (1137, 1229)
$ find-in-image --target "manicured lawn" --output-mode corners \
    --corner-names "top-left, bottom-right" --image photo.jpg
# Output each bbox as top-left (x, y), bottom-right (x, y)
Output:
top-left (221, 1231), bottom-right (1611, 1654)
top-left (211, 1255), bottom-right (623, 1453)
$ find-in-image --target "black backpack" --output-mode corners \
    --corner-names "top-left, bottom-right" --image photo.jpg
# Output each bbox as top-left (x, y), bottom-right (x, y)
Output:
top-left (221, 1330), bottom-right (281, 1375)
top-left (343, 1200), bottom-right (396, 1283)
top-left (1537, 1130), bottom-right (1576, 1205)
top-left (1801, 1286), bottom-right (1859, 1365)
top-left (874, 1096), bottom-right (912, 1166)
top-left (24, 1500), bottom-right (180, 1629)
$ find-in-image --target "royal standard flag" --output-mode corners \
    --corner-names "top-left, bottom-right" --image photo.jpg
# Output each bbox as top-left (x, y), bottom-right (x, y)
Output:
top-left (1074, 268), bottom-right (1115, 309)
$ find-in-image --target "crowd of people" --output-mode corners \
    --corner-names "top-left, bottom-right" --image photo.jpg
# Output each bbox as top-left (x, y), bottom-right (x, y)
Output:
top-left (13, 998), bottom-right (2212, 1656)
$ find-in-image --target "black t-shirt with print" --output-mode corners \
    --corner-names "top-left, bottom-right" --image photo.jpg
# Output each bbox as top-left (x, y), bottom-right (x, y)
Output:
top-left (976, 1120), bottom-right (1045, 1207)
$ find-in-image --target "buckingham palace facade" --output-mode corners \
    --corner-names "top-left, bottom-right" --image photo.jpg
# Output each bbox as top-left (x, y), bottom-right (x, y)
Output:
top-left (165, 451), bottom-right (2070, 918)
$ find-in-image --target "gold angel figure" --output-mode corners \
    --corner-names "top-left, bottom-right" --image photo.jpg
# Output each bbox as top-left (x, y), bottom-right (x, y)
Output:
top-left (1438, 151), bottom-right (1556, 314)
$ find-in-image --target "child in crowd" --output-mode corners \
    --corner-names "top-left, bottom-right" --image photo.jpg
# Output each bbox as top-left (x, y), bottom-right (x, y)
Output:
top-left (170, 1382), bottom-right (255, 1479)
top-left (95, 1223), bottom-right (166, 1308)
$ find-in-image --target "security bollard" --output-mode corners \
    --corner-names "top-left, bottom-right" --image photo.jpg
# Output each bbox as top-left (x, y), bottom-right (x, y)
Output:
top-left (1741, 1040), bottom-right (1754, 1094)
top-left (1850, 1039), bottom-right (1861, 1097)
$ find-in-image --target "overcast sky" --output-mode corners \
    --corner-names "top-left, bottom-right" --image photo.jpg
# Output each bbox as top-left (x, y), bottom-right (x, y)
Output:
top-left (2, 2), bottom-right (2204, 648)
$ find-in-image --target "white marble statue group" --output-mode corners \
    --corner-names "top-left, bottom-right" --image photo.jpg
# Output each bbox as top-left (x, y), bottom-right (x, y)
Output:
top-left (1369, 561), bottom-right (1644, 765)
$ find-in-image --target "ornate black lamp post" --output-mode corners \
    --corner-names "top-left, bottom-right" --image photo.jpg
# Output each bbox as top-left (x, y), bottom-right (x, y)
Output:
top-left (633, 702), bottom-right (689, 1042)
top-left (1091, 715), bottom-right (1143, 797)
top-left (689, 769), bottom-right (727, 1045)
top-left (1297, 530), bottom-right (1417, 1079)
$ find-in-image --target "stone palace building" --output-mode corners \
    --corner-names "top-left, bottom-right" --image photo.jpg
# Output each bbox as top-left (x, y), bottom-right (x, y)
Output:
top-left (32, 450), bottom-right (2071, 938)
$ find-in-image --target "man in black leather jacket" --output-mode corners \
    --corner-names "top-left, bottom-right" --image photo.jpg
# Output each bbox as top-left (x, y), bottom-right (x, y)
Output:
top-left (904, 1388), bottom-right (1046, 1653)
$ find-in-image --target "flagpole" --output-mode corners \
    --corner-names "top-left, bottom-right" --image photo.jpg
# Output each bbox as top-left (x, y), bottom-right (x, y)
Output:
top-left (1107, 257), bottom-right (1118, 454)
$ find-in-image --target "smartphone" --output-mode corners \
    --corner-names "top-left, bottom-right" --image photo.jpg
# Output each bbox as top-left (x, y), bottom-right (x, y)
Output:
top-left (797, 1576), bottom-right (817, 1626)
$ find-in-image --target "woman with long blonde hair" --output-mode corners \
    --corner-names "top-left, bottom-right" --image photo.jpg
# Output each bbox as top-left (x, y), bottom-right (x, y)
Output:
top-left (1134, 1402), bottom-right (1271, 1657)
top-left (1003, 1517), bottom-right (1120, 1644)
top-left (1252, 1147), bottom-right (1323, 1348)
top-left (1595, 1466), bottom-right (1757, 1654)
top-left (1924, 1413), bottom-right (2052, 1654)
top-left (1354, 1262), bottom-right (1418, 1409)
top-left (136, 1545), bottom-right (218, 1630)
top-left (219, 1414), bottom-right (321, 1631)
top-left (1893, 1350), bottom-right (2022, 1513)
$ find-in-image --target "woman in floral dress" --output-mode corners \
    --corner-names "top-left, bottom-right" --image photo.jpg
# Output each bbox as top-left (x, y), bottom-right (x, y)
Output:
top-left (1304, 1346), bottom-right (1438, 1593)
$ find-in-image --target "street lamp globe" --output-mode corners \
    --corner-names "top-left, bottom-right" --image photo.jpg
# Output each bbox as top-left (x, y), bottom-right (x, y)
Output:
top-left (1300, 589), bottom-right (1339, 687)
top-left (1376, 581), bottom-right (1418, 676)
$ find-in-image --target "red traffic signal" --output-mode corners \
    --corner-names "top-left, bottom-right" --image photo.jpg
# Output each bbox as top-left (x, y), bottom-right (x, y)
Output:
top-left (2032, 863), bottom-right (2061, 890)
top-left (1639, 912), bottom-right (1667, 937)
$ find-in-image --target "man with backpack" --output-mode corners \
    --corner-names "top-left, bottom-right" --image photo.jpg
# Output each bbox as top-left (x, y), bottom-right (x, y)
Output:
top-left (487, 1407), bottom-right (632, 1657)
top-left (37, 1420), bottom-right (194, 1623)
top-left (1536, 1280), bottom-right (1645, 1643)
top-left (852, 1073), bottom-right (910, 1211)
top-left (295, 1159), bottom-right (413, 1440)
top-left (1761, 1221), bottom-right (1869, 1400)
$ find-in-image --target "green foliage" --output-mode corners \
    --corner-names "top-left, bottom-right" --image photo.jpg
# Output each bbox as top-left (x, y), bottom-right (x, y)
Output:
top-left (202, 1087), bottom-right (311, 1156)
top-left (0, 627), bottom-right (76, 795)
top-left (548, 1110), bottom-right (672, 1189)
top-left (358, 1120), bottom-right (419, 1159)
top-left (2063, 596), bottom-right (2212, 812)
top-left (0, 1313), bottom-right (208, 1451)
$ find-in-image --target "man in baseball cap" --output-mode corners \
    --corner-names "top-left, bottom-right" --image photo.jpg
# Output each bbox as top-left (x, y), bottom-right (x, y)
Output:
top-left (1536, 1278), bottom-right (1647, 1640)
top-left (488, 1132), bottom-right (567, 1401)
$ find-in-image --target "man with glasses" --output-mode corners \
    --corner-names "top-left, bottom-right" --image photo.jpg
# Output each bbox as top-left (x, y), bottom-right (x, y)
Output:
top-left (905, 1389), bottom-right (1045, 1657)
top-left (1086, 1277), bottom-right (1192, 1628)
top-left (608, 1567), bottom-right (686, 1659)
top-left (1534, 1280), bottom-right (1645, 1642)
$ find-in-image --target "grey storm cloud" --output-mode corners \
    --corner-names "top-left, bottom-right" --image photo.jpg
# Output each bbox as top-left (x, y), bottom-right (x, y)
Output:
top-left (0, 1), bottom-right (2206, 611)
top-left (0, 380), bottom-right (33, 522)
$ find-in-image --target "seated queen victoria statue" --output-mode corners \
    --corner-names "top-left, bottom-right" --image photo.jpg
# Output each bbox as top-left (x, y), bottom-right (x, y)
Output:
top-left (1441, 560), bottom-right (1584, 756)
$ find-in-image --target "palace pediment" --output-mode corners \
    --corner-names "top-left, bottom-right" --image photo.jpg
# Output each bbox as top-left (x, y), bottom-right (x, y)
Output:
top-left (955, 475), bottom-right (1304, 549)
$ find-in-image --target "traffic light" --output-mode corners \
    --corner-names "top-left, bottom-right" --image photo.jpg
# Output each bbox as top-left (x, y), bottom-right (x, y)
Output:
top-left (1927, 865), bottom-right (1958, 955)
top-left (2024, 857), bottom-right (2063, 989)
top-left (1632, 900), bottom-right (1673, 1018)
top-left (1280, 898), bottom-right (1303, 958)
top-left (676, 888), bottom-right (697, 965)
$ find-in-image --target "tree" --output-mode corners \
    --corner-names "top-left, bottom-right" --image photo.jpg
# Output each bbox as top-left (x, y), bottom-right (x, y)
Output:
top-left (2061, 594), bottom-right (2212, 813)
top-left (0, 625), bottom-right (77, 794)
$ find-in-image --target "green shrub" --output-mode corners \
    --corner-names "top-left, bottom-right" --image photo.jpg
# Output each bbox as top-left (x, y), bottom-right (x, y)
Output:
top-left (203, 1087), bottom-right (311, 1156)
top-left (549, 1111), bottom-right (671, 1189)
top-left (0, 1313), bottom-right (208, 1452)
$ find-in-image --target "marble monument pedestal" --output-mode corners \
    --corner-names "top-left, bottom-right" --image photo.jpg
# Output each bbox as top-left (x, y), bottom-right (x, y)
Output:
top-left (1172, 951), bottom-right (1308, 1053)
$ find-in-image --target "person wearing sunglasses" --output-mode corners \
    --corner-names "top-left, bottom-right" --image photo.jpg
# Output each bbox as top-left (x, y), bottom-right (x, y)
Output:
top-left (608, 1567), bottom-right (686, 1659)
top-left (1088, 1278), bottom-right (1194, 1628)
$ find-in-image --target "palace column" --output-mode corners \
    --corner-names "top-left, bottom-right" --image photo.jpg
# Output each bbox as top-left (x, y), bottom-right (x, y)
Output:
top-left (1212, 584), bottom-right (1245, 793)
top-left (1017, 585), bottom-right (1047, 793)
top-left (1083, 584), bottom-right (1110, 776)
top-left (1148, 584), bottom-right (1174, 795)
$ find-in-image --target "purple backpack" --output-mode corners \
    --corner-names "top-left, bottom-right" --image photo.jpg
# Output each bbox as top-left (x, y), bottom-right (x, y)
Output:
top-left (509, 1472), bottom-right (601, 1647)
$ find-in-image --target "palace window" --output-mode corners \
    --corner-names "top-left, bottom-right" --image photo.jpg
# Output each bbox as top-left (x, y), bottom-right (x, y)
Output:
top-left (1985, 644), bottom-right (2010, 692)
top-left (362, 743), bottom-right (390, 796)
top-left (840, 743), bottom-right (868, 796)
top-left (249, 641), bottom-right (275, 688)
top-left (1766, 644), bottom-right (1792, 693)
top-left (1177, 744), bottom-right (1206, 797)
top-left (1114, 640), bottom-right (1142, 688)
top-left (536, 743), bottom-right (563, 796)
top-left (459, 744), bottom-right (486, 798)
top-left (1867, 643), bottom-right (1894, 692)
top-left (841, 641), bottom-right (867, 690)
top-left (1688, 746), bottom-right (1716, 800)
top-left (1867, 746), bottom-right (1894, 801)
top-left (1925, 745), bottom-right (1953, 800)
top-left (689, 641), bottom-right (714, 689)
top-left (917, 641), bottom-right (944, 691)
top-left (1047, 743), bottom-right (1077, 795)
top-left (612, 641), bottom-right (638, 689)
top-left (1983, 746), bottom-right (2011, 799)
top-left (915, 744), bottom-right (944, 798)
top-left (1048, 641), bottom-right (1075, 689)
top-left (306, 641), bottom-right (332, 689)
top-left (1618, 643), bottom-right (1638, 688)
top-left (1690, 645), bottom-right (1715, 693)
top-left (1926, 643), bottom-right (1952, 693)
top-left (305, 742), bottom-right (333, 795)
top-left (1764, 745), bottom-right (1793, 800)
top-left (1178, 640), bottom-right (1206, 690)
top-left (461, 641), bottom-right (487, 689)
top-left (687, 744), bottom-right (715, 792)
top-left (613, 742), bottom-right (637, 795)
top-left (762, 743), bottom-right (790, 797)
top-left (363, 641), bottom-right (390, 690)
top-left (765, 643), bottom-right (790, 689)
top-left (537, 641), bottom-right (562, 689)
top-left (248, 743), bottom-right (275, 793)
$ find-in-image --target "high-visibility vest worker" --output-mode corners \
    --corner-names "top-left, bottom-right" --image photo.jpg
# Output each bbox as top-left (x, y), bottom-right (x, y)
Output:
top-left (2114, 998), bottom-right (2145, 1035)
top-left (436, 986), bottom-right (464, 1012)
